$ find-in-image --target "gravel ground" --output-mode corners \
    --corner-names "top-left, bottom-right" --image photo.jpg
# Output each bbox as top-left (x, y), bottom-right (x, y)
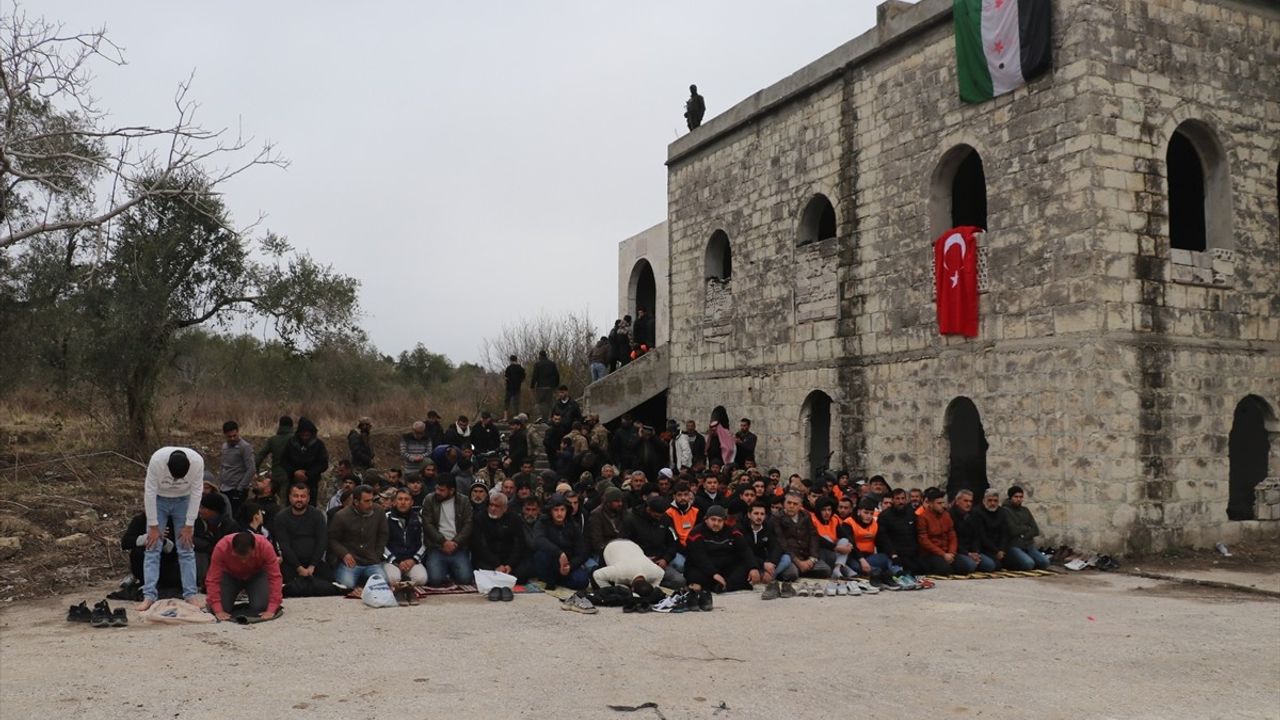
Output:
top-left (1, 572), bottom-right (1277, 720)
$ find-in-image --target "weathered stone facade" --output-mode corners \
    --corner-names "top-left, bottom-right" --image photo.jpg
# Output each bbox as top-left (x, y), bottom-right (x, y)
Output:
top-left (604, 0), bottom-right (1280, 553)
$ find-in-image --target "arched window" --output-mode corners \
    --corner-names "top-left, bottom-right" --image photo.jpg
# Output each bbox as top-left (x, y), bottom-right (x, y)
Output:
top-left (798, 194), bottom-right (837, 245)
top-left (1166, 120), bottom-right (1232, 253)
top-left (944, 397), bottom-right (989, 500)
top-left (1228, 395), bottom-right (1275, 521)
top-left (930, 145), bottom-right (987, 236)
top-left (705, 230), bottom-right (732, 280)
top-left (802, 391), bottom-right (834, 480)
top-left (628, 259), bottom-right (656, 316)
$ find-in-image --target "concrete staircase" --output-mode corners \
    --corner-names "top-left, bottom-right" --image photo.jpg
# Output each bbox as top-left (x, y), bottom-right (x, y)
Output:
top-left (582, 345), bottom-right (670, 425)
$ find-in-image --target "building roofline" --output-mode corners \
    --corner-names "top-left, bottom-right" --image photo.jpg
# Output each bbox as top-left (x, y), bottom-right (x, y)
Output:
top-left (666, 0), bottom-right (951, 167)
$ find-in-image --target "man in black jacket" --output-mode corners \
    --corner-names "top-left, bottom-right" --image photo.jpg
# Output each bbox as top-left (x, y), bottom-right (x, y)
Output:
top-left (741, 502), bottom-right (777, 585)
top-left (949, 489), bottom-right (994, 574)
top-left (384, 489), bottom-right (428, 586)
top-left (876, 488), bottom-right (920, 574)
top-left (472, 492), bottom-right (529, 580)
top-left (685, 505), bottom-right (755, 601)
top-left (507, 417), bottom-right (531, 470)
top-left (974, 488), bottom-right (1010, 570)
top-left (193, 494), bottom-right (240, 585)
top-left (347, 417), bottom-right (375, 471)
top-left (273, 483), bottom-right (338, 595)
top-left (532, 494), bottom-right (589, 590)
top-left (472, 411), bottom-right (501, 455)
top-left (284, 417), bottom-right (329, 506)
top-left (530, 350), bottom-right (560, 422)
top-left (502, 356), bottom-right (526, 421)
top-left (622, 496), bottom-right (685, 589)
top-left (735, 418), bottom-right (758, 466)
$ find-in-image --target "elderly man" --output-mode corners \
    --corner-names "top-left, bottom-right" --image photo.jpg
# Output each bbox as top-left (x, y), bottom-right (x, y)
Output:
top-left (471, 491), bottom-right (528, 580)
top-left (950, 489), bottom-right (995, 574)
top-left (769, 491), bottom-right (831, 582)
top-left (401, 421), bottom-right (432, 478)
top-left (423, 476), bottom-right (474, 587)
top-left (138, 447), bottom-right (204, 611)
top-left (328, 485), bottom-right (388, 589)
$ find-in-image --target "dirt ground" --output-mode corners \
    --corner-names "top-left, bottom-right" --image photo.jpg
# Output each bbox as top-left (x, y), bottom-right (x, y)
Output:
top-left (1, 572), bottom-right (1276, 720)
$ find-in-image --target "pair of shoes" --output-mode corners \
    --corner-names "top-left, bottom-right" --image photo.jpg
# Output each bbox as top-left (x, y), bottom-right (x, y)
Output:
top-left (90, 600), bottom-right (127, 627)
top-left (561, 591), bottom-right (597, 614)
top-left (67, 601), bottom-right (92, 623)
top-left (487, 587), bottom-right (503, 602)
top-left (761, 582), bottom-right (780, 600)
top-left (652, 593), bottom-right (679, 613)
top-left (779, 581), bottom-right (797, 598)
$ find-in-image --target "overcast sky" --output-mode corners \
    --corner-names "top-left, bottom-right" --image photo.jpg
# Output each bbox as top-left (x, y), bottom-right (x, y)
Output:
top-left (40, 1), bottom-right (880, 363)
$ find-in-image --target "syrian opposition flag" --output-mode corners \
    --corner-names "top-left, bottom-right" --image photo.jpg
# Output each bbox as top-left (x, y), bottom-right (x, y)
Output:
top-left (935, 226), bottom-right (981, 337)
top-left (954, 0), bottom-right (1052, 103)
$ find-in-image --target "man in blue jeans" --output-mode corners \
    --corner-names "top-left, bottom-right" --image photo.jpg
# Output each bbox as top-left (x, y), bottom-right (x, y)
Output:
top-left (1003, 485), bottom-right (1051, 570)
top-left (328, 485), bottom-right (388, 589)
top-left (423, 476), bottom-right (474, 586)
top-left (138, 447), bottom-right (205, 611)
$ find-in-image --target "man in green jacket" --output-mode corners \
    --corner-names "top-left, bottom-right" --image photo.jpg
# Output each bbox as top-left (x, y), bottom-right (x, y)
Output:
top-left (1002, 486), bottom-right (1050, 570)
top-left (256, 416), bottom-right (293, 496)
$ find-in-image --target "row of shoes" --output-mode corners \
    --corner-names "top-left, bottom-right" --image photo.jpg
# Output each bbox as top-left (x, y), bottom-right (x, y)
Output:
top-left (67, 600), bottom-right (127, 628)
top-left (651, 589), bottom-right (714, 613)
top-left (485, 587), bottom-right (514, 602)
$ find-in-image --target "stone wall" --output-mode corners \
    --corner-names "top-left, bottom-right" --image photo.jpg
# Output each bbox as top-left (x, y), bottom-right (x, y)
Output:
top-left (657, 0), bottom-right (1279, 553)
top-left (616, 222), bottom-right (670, 347)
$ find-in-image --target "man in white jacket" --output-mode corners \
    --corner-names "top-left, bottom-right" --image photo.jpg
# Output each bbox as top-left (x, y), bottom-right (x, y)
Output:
top-left (139, 447), bottom-right (205, 611)
top-left (591, 538), bottom-right (663, 594)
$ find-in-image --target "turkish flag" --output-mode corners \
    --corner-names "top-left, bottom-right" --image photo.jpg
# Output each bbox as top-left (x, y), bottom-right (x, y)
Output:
top-left (934, 226), bottom-right (980, 337)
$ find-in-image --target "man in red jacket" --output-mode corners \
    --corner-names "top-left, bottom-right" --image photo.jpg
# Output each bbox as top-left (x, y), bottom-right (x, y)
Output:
top-left (206, 531), bottom-right (283, 621)
top-left (916, 488), bottom-right (959, 576)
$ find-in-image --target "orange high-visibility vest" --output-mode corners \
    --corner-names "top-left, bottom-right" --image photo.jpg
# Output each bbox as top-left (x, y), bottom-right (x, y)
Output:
top-left (666, 504), bottom-right (699, 546)
top-left (850, 518), bottom-right (878, 555)
top-left (809, 512), bottom-right (840, 545)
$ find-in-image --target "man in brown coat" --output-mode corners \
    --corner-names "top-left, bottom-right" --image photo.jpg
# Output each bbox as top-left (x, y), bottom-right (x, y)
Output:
top-left (769, 492), bottom-right (831, 581)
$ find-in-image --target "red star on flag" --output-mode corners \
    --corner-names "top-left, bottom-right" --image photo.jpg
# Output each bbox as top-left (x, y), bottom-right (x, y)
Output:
top-left (993, 40), bottom-right (1005, 53)
top-left (994, 0), bottom-right (1005, 8)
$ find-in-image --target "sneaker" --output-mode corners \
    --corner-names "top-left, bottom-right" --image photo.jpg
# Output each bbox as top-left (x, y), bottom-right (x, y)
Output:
top-left (779, 581), bottom-right (797, 599)
top-left (834, 582), bottom-right (848, 596)
top-left (855, 580), bottom-right (879, 595)
top-left (824, 582), bottom-right (838, 596)
top-left (110, 607), bottom-right (129, 627)
top-left (671, 591), bottom-right (691, 613)
top-left (67, 601), bottom-right (91, 623)
top-left (561, 591), bottom-right (598, 614)
top-left (698, 591), bottom-right (714, 612)
top-left (652, 594), bottom-right (679, 613)
top-left (500, 587), bottom-right (514, 602)
top-left (796, 583), bottom-right (811, 597)
top-left (487, 587), bottom-right (503, 602)
top-left (761, 581), bottom-right (781, 600)
top-left (408, 587), bottom-right (421, 606)
top-left (845, 581), bottom-right (862, 596)
top-left (90, 600), bottom-right (112, 628)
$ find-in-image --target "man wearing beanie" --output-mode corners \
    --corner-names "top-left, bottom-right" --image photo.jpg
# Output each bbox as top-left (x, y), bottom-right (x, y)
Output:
top-left (623, 495), bottom-right (686, 589)
top-left (587, 486), bottom-right (627, 561)
top-left (139, 446), bottom-right (205, 611)
top-left (685, 505), bottom-right (755, 608)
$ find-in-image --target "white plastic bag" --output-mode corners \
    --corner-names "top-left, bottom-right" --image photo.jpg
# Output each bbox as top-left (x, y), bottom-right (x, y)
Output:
top-left (361, 573), bottom-right (398, 608)
top-left (474, 569), bottom-right (516, 595)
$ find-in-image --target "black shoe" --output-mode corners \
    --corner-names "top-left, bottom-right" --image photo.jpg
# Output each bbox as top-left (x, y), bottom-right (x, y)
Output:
top-left (67, 601), bottom-right (91, 623)
top-left (699, 590), bottom-right (714, 612)
top-left (90, 600), bottom-right (112, 628)
top-left (487, 587), bottom-right (502, 602)
top-left (622, 601), bottom-right (637, 613)
top-left (110, 607), bottom-right (128, 627)
top-left (500, 587), bottom-right (514, 602)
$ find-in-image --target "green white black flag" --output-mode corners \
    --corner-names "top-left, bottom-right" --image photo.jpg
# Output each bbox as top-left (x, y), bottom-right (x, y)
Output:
top-left (954, 0), bottom-right (1051, 103)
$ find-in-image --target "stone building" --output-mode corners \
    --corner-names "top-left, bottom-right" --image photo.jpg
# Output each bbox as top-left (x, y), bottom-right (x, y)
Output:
top-left (587, 0), bottom-right (1280, 553)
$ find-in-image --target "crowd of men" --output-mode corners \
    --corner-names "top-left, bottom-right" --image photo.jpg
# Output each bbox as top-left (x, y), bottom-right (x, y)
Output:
top-left (130, 394), bottom-right (1050, 618)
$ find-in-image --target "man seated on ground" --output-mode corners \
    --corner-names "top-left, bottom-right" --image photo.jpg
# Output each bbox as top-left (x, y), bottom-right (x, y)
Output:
top-left (246, 472), bottom-right (280, 527)
top-left (384, 468), bottom-right (404, 489)
top-left (586, 487), bottom-right (627, 564)
top-left (405, 475), bottom-right (428, 513)
top-left (383, 488), bottom-right (428, 586)
top-left (742, 502), bottom-right (778, 587)
top-left (474, 453), bottom-right (507, 488)
top-left (327, 488), bottom-right (353, 523)
top-left (694, 474), bottom-right (723, 513)
top-left (423, 476), bottom-right (475, 587)
top-left (622, 471), bottom-right (648, 509)
top-left (516, 496), bottom-right (543, 562)
top-left (468, 480), bottom-right (491, 520)
top-left (193, 494), bottom-right (240, 587)
top-left (810, 497), bottom-right (842, 573)
top-left (770, 492), bottom-right (831, 581)
top-left (272, 483), bottom-right (334, 595)
top-left (328, 473), bottom-right (358, 511)
top-left (532, 494), bottom-right (590, 590)
top-left (121, 511), bottom-right (180, 598)
top-left (472, 491), bottom-right (529, 581)
top-left (665, 481), bottom-right (700, 571)
top-left (950, 489), bottom-right (994, 574)
top-left (843, 497), bottom-right (895, 579)
top-left (206, 531), bottom-right (283, 622)
top-left (974, 488), bottom-right (1011, 571)
top-left (1002, 485), bottom-right (1051, 570)
top-left (328, 484), bottom-right (389, 589)
top-left (877, 488), bottom-right (922, 575)
top-left (917, 487), bottom-right (961, 576)
top-left (401, 421), bottom-right (432, 478)
top-left (685, 506), bottom-right (755, 603)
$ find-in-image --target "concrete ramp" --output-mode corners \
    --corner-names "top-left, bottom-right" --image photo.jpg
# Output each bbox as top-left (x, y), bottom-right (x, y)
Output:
top-left (583, 345), bottom-right (669, 424)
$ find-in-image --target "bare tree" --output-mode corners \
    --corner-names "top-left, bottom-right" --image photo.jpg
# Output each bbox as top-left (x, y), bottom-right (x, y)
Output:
top-left (0, 2), bottom-right (283, 250)
top-left (479, 311), bottom-right (599, 396)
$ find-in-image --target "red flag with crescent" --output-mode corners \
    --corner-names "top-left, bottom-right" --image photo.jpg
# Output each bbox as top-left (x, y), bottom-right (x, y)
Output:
top-left (934, 226), bottom-right (980, 337)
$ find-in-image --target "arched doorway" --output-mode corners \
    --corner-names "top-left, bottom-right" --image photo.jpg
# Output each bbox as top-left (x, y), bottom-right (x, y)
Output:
top-left (1228, 395), bottom-right (1274, 520)
top-left (944, 397), bottom-right (989, 500)
top-left (802, 391), bottom-right (833, 480)
top-left (628, 259), bottom-right (656, 317)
